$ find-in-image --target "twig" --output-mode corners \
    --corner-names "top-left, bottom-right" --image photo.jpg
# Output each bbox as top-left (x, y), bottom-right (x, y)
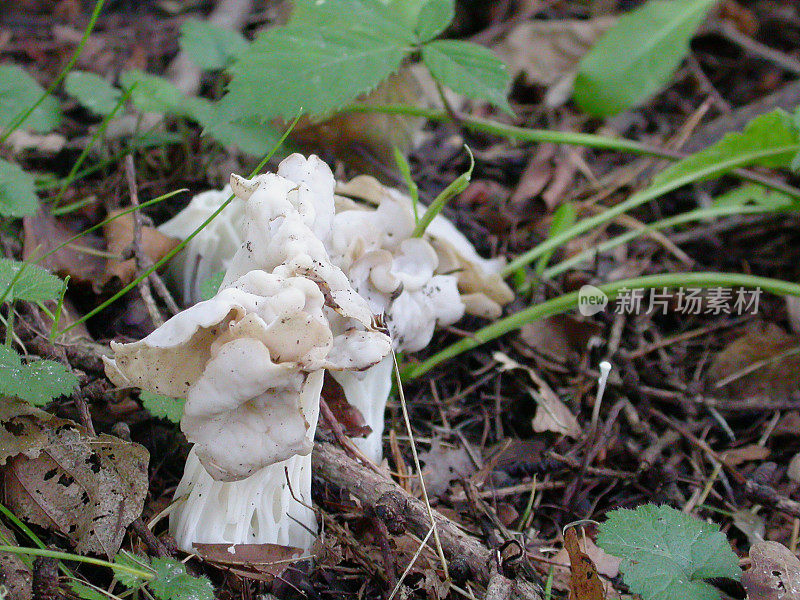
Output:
top-left (130, 518), bottom-right (170, 558)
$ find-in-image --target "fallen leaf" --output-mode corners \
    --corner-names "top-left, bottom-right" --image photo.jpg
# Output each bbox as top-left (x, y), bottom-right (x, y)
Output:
top-left (742, 541), bottom-right (800, 600)
top-left (22, 208), bottom-right (106, 290)
top-left (320, 374), bottom-right (371, 438)
top-left (495, 352), bottom-right (581, 438)
top-left (520, 315), bottom-right (602, 362)
top-left (0, 520), bottom-right (32, 599)
top-left (102, 208), bottom-right (180, 286)
top-left (721, 444), bottom-right (770, 466)
top-left (706, 322), bottom-right (800, 401)
top-left (564, 527), bottom-right (607, 600)
top-left (495, 18), bottom-right (616, 106)
top-left (0, 399), bottom-right (149, 557)
top-left (732, 509), bottom-right (765, 546)
top-left (419, 438), bottom-right (476, 497)
top-left (192, 543), bottom-right (305, 582)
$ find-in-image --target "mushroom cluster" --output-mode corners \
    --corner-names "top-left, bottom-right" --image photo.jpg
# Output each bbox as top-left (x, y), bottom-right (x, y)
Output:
top-left (105, 156), bottom-right (391, 552)
top-left (156, 157), bottom-right (513, 461)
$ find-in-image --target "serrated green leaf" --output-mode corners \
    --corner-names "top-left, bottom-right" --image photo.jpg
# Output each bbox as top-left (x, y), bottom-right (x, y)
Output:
top-left (186, 97), bottom-right (282, 157)
top-left (597, 505), bottom-right (741, 600)
top-left (0, 64), bottom-right (61, 133)
top-left (421, 40), bottom-right (512, 113)
top-left (225, 24), bottom-right (409, 120)
top-left (64, 71), bottom-right (122, 116)
top-left (180, 18), bottom-right (249, 71)
top-left (0, 159), bottom-right (39, 217)
top-left (290, 0), bottom-right (416, 41)
top-left (114, 551), bottom-right (150, 589)
top-left (0, 258), bottom-right (63, 303)
top-left (119, 70), bottom-right (188, 116)
top-left (415, 0), bottom-right (454, 41)
top-left (198, 271), bottom-right (225, 301)
top-left (0, 346), bottom-right (78, 406)
top-left (574, 0), bottom-right (716, 116)
top-left (654, 110), bottom-right (799, 187)
top-left (149, 557), bottom-right (214, 600)
top-left (140, 391), bottom-right (184, 423)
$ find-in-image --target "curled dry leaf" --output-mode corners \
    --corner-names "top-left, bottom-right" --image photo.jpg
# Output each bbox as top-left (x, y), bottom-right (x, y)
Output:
top-left (192, 543), bottom-right (305, 582)
top-left (320, 373), bottom-right (372, 438)
top-left (0, 399), bottom-right (149, 557)
top-left (419, 438), bottom-right (477, 497)
top-left (519, 315), bottom-right (602, 363)
top-left (706, 322), bottom-right (800, 401)
top-left (564, 528), bottom-right (607, 600)
top-left (102, 208), bottom-right (180, 286)
top-left (742, 541), bottom-right (800, 600)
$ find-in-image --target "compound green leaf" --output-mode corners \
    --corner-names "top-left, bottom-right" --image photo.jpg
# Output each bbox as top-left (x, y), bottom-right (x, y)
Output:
top-left (225, 24), bottom-right (409, 119)
top-left (180, 19), bottom-right (249, 70)
top-left (0, 258), bottom-right (63, 303)
top-left (119, 70), bottom-right (187, 117)
top-left (64, 71), bottom-right (121, 116)
top-left (0, 346), bottom-right (78, 407)
top-left (574, 0), bottom-right (716, 116)
top-left (0, 64), bottom-right (61, 132)
top-left (598, 505), bottom-right (741, 600)
top-left (422, 40), bottom-right (512, 113)
top-left (0, 159), bottom-right (39, 217)
top-left (186, 97), bottom-right (282, 157)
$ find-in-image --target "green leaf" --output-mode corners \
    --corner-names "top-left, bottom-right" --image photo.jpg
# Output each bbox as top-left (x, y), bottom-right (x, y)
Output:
top-left (713, 183), bottom-right (798, 210)
top-left (574, 0), bottom-right (716, 116)
top-left (0, 258), bottom-right (63, 303)
top-left (536, 202), bottom-right (577, 275)
top-left (140, 391), bottom-right (184, 423)
top-left (597, 504), bottom-right (741, 600)
top-left (0, 346), bottom-right (78, 406)
top-left (415, 0), bottom-right (454, 41)
top-left (0, 64), bottom-right (61, 133)
top-left (114, 551), bottom-right (150, 589)
top-left (180, 18), bottom-right (249, 70)
top-left (421, 40), bottom-right (512, 113)
top-left (64, 71), bottom-right (121, 116)
top-left (654, 110), bottom-right (799, 187)
top-left (199, 271), bottom-right (225, 301)
top-left (149, 557), bottom-right (214, 600)
top-left (225, 1), bottom-right (412, 119)
top-left (0, 159), bottom-right (39, 217)
top-left (119, 70), bottom-right (187, 116)
top-left (70, 582), bottom-right (108, 600)
top-left (186, 97), bottom-right (282, 157)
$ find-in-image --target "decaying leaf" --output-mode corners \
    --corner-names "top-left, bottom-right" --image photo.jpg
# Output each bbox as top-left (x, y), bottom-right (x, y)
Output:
top-left (0, 520), bottom-right (32, 600)
top-left (742, 541), bottom-right (800, 600)
top-left (23, 208), bottom-right (106, 290)
top-left (706, 322), bottom-right (800, 401)
top-left (419, 438), bottom-right (476, 497)
top-left (564, 527), bottom-right (607, 600)
top-left (495, 352), bottom-right (581, 438)
top-left (554, 529), bottom-right (620, 580)
top-left (721, 444), bottom-right (770, 466)
top-left (519, 315), bottom-right (601, 363)
top-left (103, 208), bottom-right (180, 286)
top-left (320, 374), bottom-right (371, 438)
top-left (732, 509), bottom-right (765, 546)
top-left (0, 399), bottom-right (149, 557)
top-left (193, 543), bottom-right (305, 582)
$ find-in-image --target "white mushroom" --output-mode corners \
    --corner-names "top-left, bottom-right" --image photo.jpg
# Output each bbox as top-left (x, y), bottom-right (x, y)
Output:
top-left (106, 161), bottom-right (391, 551)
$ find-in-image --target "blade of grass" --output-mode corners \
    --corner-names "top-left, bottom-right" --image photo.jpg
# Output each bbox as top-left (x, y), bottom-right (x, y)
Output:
top-left (0, 546), bottom-right (152, 580)
top-left (412, 146), bottom-right (473, 238)
top-left (0, 0), bottom-right (106, 144)
top-left (405, 272), bottom-right (800, 378)
top-left (393, 147), bottom-right (419, 223)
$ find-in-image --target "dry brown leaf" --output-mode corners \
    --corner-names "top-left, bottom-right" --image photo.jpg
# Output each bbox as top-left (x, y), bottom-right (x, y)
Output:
top-left (520, 315), bottom-right (602, 362)
top-left (0, 399), bottom-right (149, 557)
top-left (193, 543), bottom-right (305, 582)
top-left (721, 444), bottom-right (771, 466)
top-left (22, 208), bottom-right (106, 290)
top-left (0, 520), bottom-right (32, 599)
top-left (419, 438), bottom-right (476, 497)
top-left (564, 528), bottom-right (607, 600)
top-left (495, 18), bottom-right (616, 106)
top-left (742, 541), bottom-right (800, 600)
top-left (706, 322), bottom-right (800, 401)
top-left (320, 373), bottom-right (371, 438)
top-left (102, 209), bottom-right (180, 286)
top-left (553, 529), bottom-right (620, 579)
